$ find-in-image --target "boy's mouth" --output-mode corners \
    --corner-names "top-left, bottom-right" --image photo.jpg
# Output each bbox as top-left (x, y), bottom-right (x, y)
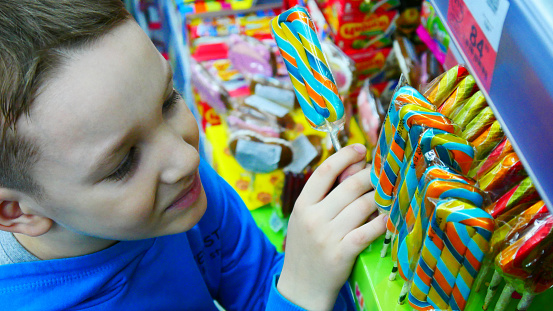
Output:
top-left (165, 172), bottom-right (201, 211)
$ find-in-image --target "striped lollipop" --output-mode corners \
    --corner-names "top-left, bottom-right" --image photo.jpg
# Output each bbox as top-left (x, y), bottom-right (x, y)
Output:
top-left (374, 104), bottom-right (457, 212)
top-left (408, 199), bottom-right (494, 311)
top-left (387, 130), bottom-right (475, 273)
top-left (271, 6), bottom-right (344, 149)
top-left (489, 215), bottom-right (553, 311)
top-left (395, 180), bottom-right (486, 304)
top-left (382, 165), bottom-right (474, 258)
top-left (371, 86), bottom-right (435, 188)
top-left (425, 65), bottom-right (470, 107)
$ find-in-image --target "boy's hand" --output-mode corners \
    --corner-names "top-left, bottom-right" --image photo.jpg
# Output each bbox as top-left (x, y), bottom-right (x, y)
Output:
top-left (277, 144), bottom-right (387, 311)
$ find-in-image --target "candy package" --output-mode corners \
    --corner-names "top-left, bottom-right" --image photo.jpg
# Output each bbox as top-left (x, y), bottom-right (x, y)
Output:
top-left (357, 79), bottom-right (385, 148)
top-left (228, 130), bottom-right (293, 173)
top-left (190, 58), bottom-right (234, 114)
top-left (393, 36), bottom-right (422, 89)
top-left (227, 34), bottom-right (277, 77)
top-left (422, 64), bottom-right (469, 107)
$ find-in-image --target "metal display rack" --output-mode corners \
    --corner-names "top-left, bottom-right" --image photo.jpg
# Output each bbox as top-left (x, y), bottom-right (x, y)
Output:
top-left (430, 0), bottom-right (553, 211)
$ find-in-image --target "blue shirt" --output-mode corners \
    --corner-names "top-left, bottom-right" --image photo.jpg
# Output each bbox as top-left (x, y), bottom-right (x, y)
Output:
top-left (0, 159), bottom-right (354, 310)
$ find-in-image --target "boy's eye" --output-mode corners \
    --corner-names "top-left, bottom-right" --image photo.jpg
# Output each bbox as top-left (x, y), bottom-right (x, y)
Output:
top-left (105, 147), bottom-right (140, 182)
top-left (162, 89), bottom-right (181, 114)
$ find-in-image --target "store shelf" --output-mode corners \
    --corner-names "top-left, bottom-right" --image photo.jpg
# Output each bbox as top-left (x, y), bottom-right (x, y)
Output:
top-left (430, 0), bottom-right (553, 212)
top-left (351, 236), bottom-right (553, 311)
top-left (178, 0), bottom-right (282, 19)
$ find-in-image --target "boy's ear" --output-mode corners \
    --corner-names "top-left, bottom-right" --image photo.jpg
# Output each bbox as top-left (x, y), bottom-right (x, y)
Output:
top-left (0, 190), bottom-right (53, 237)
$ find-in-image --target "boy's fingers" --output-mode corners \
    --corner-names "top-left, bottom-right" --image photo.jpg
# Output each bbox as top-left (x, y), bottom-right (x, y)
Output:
top-left (330, 191), bottom-right (378, 237)
top-left (338, 158), bottom-right (369, 183)
top-left (321, 168), bottom-right (373, 219)
top-left (341, 214), bottom-right (387, 257)
top-left (296, 144), bottom-right (366, 207)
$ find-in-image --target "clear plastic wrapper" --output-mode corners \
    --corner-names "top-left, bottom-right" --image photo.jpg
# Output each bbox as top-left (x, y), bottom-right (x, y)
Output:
top-left (228, 34), bottom-right (276, 77)
top-left (484, 176), bottom-right (540, 219)
top-left (357, 79), bottom-right (384, 148)
top-left (228, 130), bottom-right (293, 173)
top-left (478, 152), bottom-right (527, 200)
top-left (320, 40), bottom-right (356, 96)
top-left (382, 165), bottom-right (475, 258)
top-left (370, 82), bottom-right (434, 190)
top-left (373, 104), bottom-right (459, 212)
top-left (190, 58), bottom-right (234, 114)
top-left (438, 75), bottom-right (478, 119)
top-left (422, 64), bottom-right (469, 107)
top-left (394, 180), bottom-right (487, 305)
top-left (408, 198), bottom-right (494, 311)
top-left (485, 214), bottom-right (553, 311)
top-left (451, 91), bottom-right (488, 130)
top-left (469, 137), bottom-right (513, 179)
top-left (461, 106), bottom-right (496, 142)
top-left (472, 120), bottom-right (505, 161)
top-left (383, 129), bottom-right (476, 260)
top-left (393, 36), bottom-right (422, 89)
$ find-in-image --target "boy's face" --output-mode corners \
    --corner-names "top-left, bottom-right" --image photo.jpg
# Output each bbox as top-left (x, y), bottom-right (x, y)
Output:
top-left (18, 20), bottom-right (207, 241)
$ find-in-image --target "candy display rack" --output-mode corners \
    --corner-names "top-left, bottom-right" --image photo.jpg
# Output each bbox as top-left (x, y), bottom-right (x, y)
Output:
top-left (429, 0), bottom-right (553, 213)
top-left (350, 237), bottom-right (552, 311)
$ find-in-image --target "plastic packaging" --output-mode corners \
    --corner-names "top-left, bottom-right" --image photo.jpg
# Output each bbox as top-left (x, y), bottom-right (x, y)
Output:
top-left (408, 198), bottom-right (494, 311)
top-left (423, 64), bottom-right (469, 107)
top-left (451, 91), bottom-right (488, 130)
top-left (437, 75), bottom-right (478, 118)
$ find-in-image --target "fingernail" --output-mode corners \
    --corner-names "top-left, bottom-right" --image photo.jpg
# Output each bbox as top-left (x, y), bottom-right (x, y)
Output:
top-left (382, 214), bottom-right (389, 223)
top-left (353, 144), bottom-right (366, 154)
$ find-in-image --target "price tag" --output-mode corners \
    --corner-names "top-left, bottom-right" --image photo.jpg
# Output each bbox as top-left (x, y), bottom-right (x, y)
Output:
top-left (447, 0), bottom-right (510, 90)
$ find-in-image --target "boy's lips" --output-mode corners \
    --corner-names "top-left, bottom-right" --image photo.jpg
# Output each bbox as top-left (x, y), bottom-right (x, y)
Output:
top-left (165, 172), bottom-right (201, 211)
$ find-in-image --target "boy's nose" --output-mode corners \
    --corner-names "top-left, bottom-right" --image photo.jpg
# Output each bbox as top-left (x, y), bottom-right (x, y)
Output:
top-left (158, 128), bottom-right (200, 185)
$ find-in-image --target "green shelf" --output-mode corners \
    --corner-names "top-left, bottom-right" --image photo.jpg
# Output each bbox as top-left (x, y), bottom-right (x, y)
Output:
top-left (350, 236), bottom-right (553, 311)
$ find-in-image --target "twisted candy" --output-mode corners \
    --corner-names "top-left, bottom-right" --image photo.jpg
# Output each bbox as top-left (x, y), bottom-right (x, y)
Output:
top-left (396, 179), bottom-right (485, 295)
top-left (490, 215), bottom-right (553, 311)
top-left (374, 104), bottom-right (456, 212)
top-left (371, 86), bottom-right (434, 187)
top-left (382, 129), bottom-right (473, 258)
top-left (408, 199), bottom-right (494, 311)
top-left (426, 65), bottom-right (469, 106)
top-left (382, 165), bottom-right (473, 258)
top-left (270, 6), bottom-right (343, 129)
top-left (438, 75), bottom-right (478, 118)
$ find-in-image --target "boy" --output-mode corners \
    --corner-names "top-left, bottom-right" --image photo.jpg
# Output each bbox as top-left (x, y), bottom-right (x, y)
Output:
top-left (0, 0), bottom-right (386, 310)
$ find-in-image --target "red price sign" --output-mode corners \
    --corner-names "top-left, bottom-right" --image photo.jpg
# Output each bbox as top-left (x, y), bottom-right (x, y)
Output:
top-left (447, 0), bottom-right (508, 91)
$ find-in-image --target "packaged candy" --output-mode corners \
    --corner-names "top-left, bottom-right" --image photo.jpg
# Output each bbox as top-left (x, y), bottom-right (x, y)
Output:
top-left (478, 152), bottom-right (527, 200)
top-left (437, 75), bottom-right (478, 118)
top-left (451, 91), bottom-right (487, 130)
top-left (271, 6), bottom-right (345, 150)
top-left (423, 65), bottom-right (469, 107)
top-left (382, 165), bottom-right (475, 258)
top-left (469, 137), bottom-right (513, 179)
top-left (472, 120), bottom-right (504, 161)
top-left (408, 198), bottom-right (494, 311)
top-left (190, 58), bottom-right (234, 114)
top-left (228, 130), bottom-right (293, 173)
top-left (228, 34), bottom-right (276, 77)
top-left (461, 106), bottom-right (496, 142)
top-left (484, 177), bottom-right (539, 219)
top-left (485, 215), bottom-right (553, 311)
top-left (395, 180), bottom-right (486, 305)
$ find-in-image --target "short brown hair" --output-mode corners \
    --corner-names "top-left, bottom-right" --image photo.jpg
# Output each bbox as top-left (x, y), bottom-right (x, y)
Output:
top-left (0, 0), bottom-right (131, 194)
